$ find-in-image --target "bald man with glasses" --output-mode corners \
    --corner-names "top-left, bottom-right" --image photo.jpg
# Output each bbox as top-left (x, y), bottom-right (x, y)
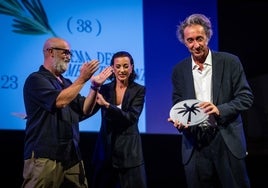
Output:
top-left (22, 37), bottom-right (112, 188)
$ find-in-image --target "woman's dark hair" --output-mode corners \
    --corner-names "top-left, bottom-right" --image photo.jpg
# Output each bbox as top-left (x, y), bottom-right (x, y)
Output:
top-left (109, 51), bottom-right (137, 83)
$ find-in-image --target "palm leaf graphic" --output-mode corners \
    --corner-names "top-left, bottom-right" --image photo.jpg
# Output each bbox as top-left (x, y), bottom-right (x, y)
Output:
top-left (0, 0), bottom-right (57, 36)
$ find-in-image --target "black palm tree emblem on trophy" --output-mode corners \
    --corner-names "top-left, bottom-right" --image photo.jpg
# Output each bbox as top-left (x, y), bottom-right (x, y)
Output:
top-left (174, 102), bottom-right (200, 124)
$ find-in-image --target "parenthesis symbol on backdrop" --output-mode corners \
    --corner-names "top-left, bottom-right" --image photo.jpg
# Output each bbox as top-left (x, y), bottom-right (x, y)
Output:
top-left (67, 17), bottom-right (73, 34)
top-left (96, 19), bottom-right (101, 36)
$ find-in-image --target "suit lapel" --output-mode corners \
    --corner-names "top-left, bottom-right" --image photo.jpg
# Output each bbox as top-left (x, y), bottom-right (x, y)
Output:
top-left (107, 82), bottom-right (116, 104)
top-left (107, 82), bottom-right (135, 109)
top-left (122, 83), bottom-right (134, 109)
top-left (212, 52), bottom-right (224, 104)
top-left (184, 59), bottom-right (196, 98)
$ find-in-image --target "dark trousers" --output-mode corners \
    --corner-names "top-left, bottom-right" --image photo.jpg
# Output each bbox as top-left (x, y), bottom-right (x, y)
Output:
top-left (92, 162), bottom-right (147, 188)
top-left (184, 133), bottom-right (251, 188)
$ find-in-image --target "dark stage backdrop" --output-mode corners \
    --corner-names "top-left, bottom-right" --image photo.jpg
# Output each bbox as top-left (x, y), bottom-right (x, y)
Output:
top-left (0, 0), bottom-right (218, 134)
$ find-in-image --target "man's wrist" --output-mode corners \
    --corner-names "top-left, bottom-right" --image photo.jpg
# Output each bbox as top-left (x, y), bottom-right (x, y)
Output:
top-left (104, 103), bottom-right (110, 108)
top-left (91, 85), bottom-right (100, 91)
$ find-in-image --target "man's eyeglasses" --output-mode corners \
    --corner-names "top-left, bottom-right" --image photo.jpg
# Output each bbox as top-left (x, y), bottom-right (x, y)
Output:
top-left (47, 47), bottom-right (73, 57)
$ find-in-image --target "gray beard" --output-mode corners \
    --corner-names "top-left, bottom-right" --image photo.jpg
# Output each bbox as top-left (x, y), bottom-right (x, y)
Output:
top-left (53, 59), bottom-right (68, 74)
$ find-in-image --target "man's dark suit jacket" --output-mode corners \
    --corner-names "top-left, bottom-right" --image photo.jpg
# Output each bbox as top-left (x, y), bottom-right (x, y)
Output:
top-left (92, 81), bottom-right (146, 168)
top-left (171, 51), bottom-right (254, 165)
